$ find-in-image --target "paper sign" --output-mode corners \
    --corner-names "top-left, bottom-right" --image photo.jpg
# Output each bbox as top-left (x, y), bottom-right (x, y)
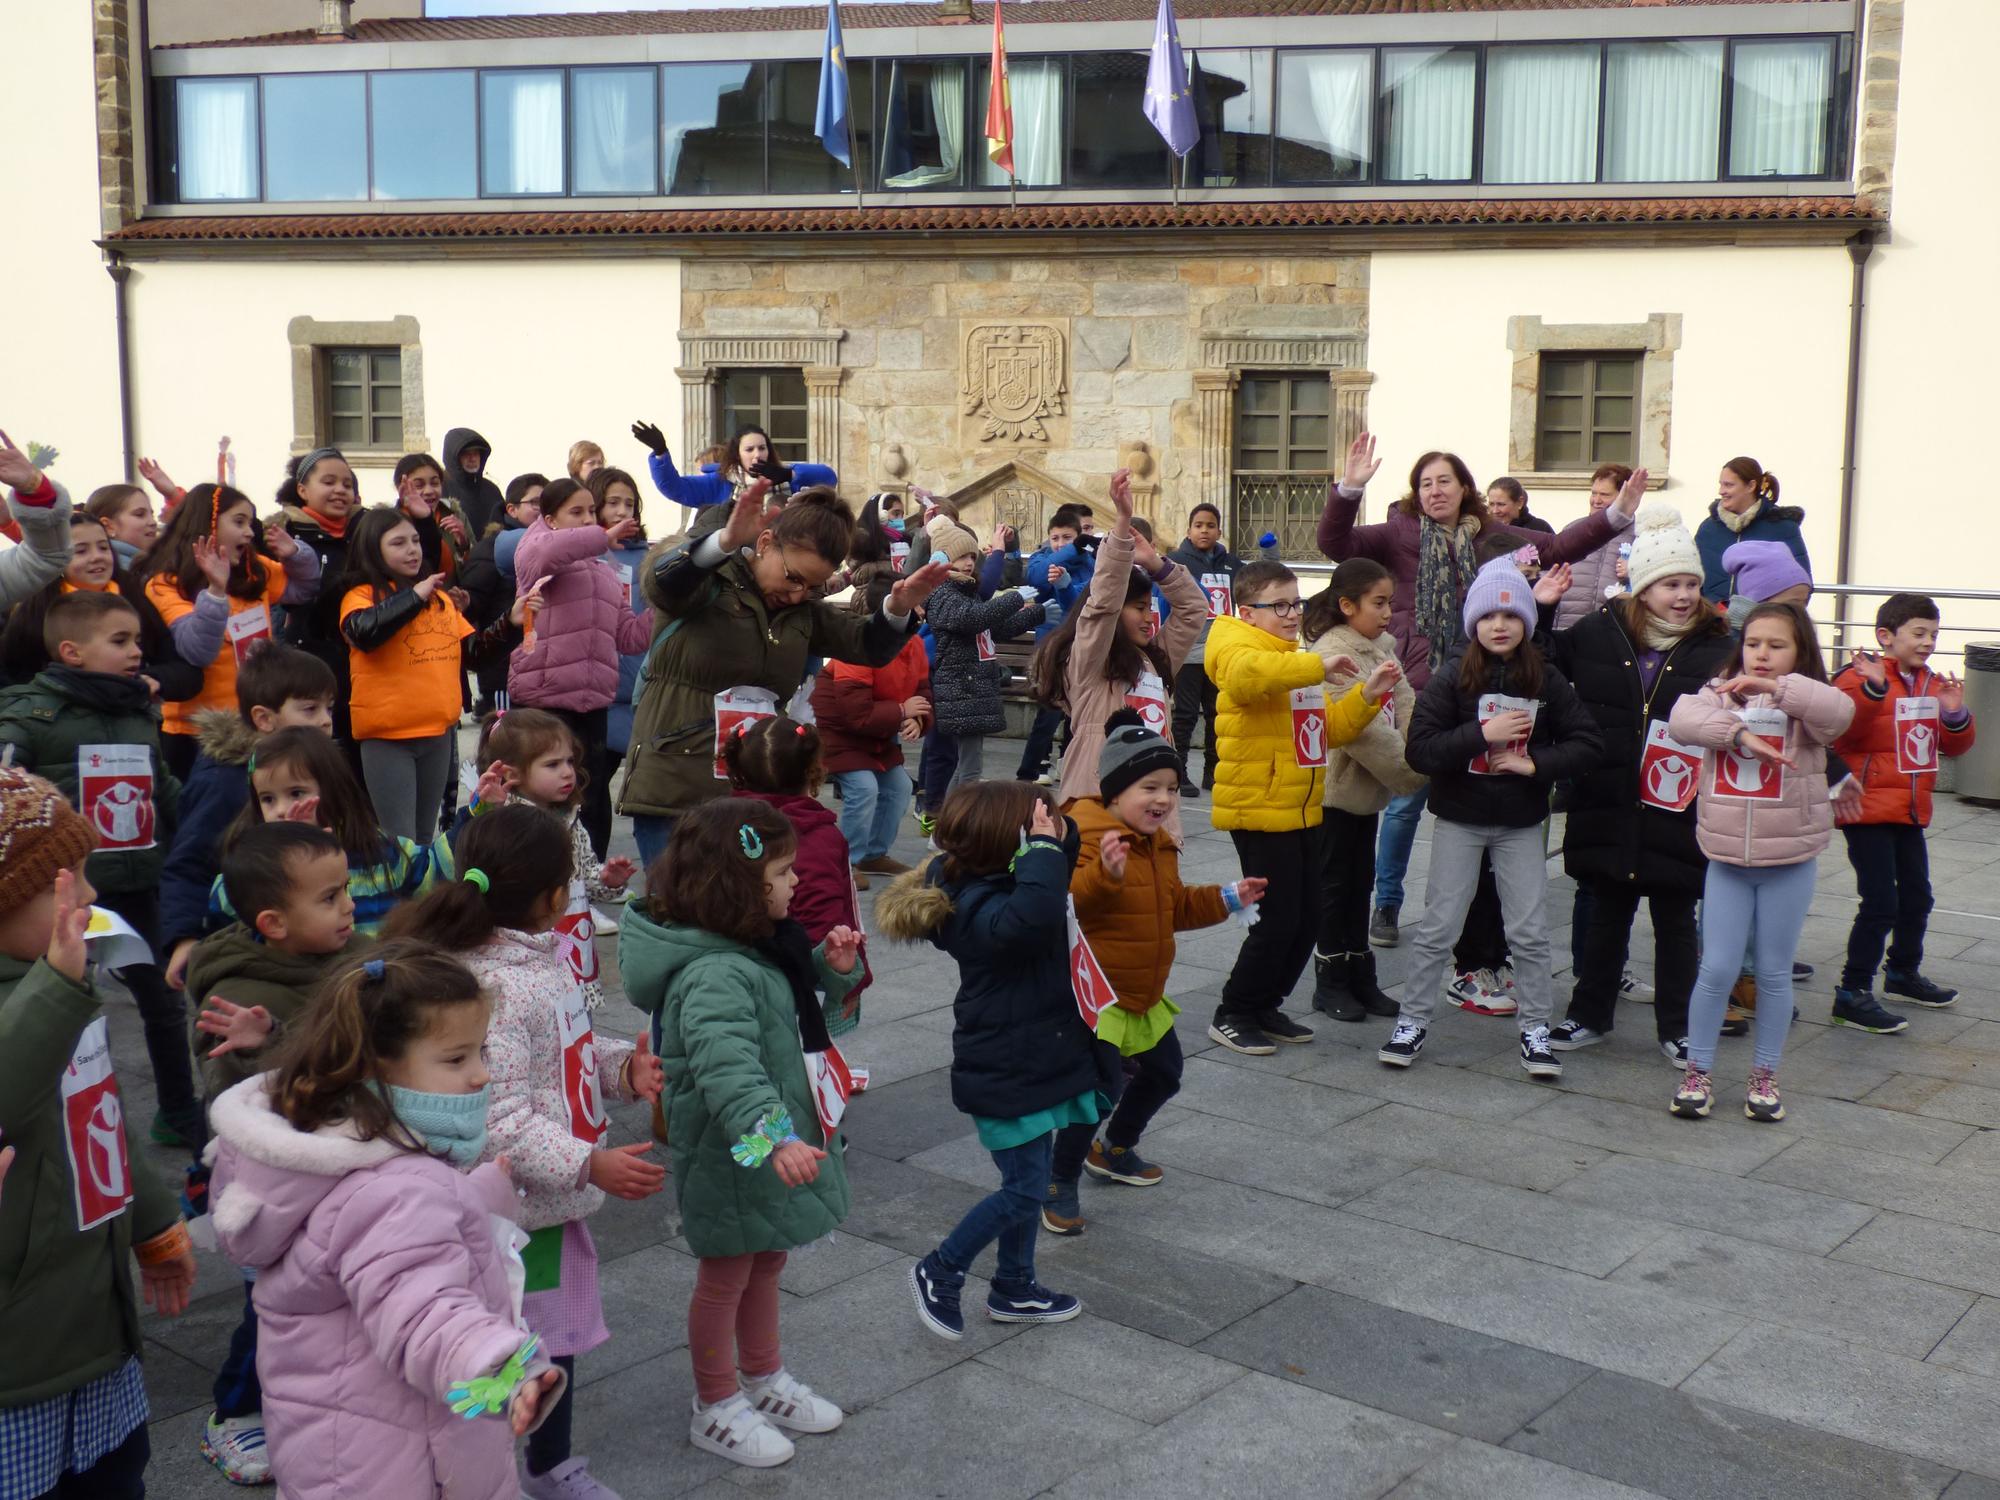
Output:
top-left (1290, 685), bottom-right (1329, 768)
top-left (1067, 897), bottom-right (1118, 1028)
top-left (225, 603), bottom-right (272, 665)
top-left (889, 540), bottom-right (911, 566)
top-left (60, 1017), bottom-right (132, 1231)
top-left (84, 906), bottom-right (154, 971)
top-left (1146, 594), bottom-right (1162, 641)
top-left (713, 686), bottom-right (779, 777)
top-left (617, 564), bottom-right (634, 612)
top-left (77, 744), bottom-right (155, 851)
top-left (1712, 704), bottom-right (1788, 801)
top-left (1199, 572), bottom-right (1232, 620)
top-left (849, 1065), bottom-right (870, 1093)
top-left (554, 879), bottom-right (599, 988)
top-left (806, 1043), bottom-right (855, 1136)
top-left (1897, 695), bottom-right (1940, 775)
top-left (552, 980), bottom-right (607, 1145)
top-left (1637, 721), bottom-right (1701, 812)
top-left (1469, 694), bottom-right (1539, 774)
top-left (1124, 669), bottom-right (1169, 736)
top-left (976, 630), bottom-right (996, 663)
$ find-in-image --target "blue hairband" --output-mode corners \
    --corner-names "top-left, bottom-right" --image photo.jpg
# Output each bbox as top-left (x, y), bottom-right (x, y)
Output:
top-left (363, 958), bottom-right (385, 981)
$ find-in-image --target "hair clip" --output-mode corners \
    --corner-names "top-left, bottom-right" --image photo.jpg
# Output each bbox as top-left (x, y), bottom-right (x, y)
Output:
top-left (463, 868), bottom-right (490, 893)
top-left (738, 824), bottom-right (764, 859)
top-left (794, 724), bottom-right (809, 738)
top-left (362, 958), bottom-right (385, 981)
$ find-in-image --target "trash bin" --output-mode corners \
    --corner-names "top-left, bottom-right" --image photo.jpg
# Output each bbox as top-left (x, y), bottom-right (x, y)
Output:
top-left (1958, 642), bottom-right (2000, 802)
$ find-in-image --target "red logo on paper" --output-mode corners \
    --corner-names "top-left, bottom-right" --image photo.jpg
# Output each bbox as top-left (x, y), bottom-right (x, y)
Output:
top-left (80, 760), bottom-right (154, 851)
top-left (1716, 740), bottom-right (1784, 800)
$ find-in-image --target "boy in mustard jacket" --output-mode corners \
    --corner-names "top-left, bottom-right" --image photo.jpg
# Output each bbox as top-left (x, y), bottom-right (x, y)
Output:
top-left (1205, 562), bottom-right (1398, 1054)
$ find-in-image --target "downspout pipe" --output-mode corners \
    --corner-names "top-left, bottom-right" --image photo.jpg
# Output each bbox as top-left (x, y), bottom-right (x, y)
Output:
top-left (108, 253), bottom-right (135, 484)
top-left (1834, 229), bottom-right (1877, 652)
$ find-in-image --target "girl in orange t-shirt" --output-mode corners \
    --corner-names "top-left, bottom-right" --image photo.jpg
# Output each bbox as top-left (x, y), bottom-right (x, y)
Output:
top-left (339, 504), bottom-right (477, 844)
top-left (136, 483), bottom-right (320, 779)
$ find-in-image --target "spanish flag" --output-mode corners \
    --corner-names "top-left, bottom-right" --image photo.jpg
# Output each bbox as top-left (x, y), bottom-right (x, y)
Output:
top-left (984, 0), bottom-right (1014, 175)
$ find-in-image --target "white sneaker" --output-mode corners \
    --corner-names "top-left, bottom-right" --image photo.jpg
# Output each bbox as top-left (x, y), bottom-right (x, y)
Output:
top-left (1620, 969), bottom-right (1655, 1003)
top-left (519, 1455), bottom-right (623, 1499)
top-left (200, 1412), bottom-right (273, 1486)
top-left (740, 1368), bottom-right (843, 1434)
top-left (591, 905), bottom-right (621, 935)
top-left (1447, 968), bottom-right (1516, 1017)
top-left (689, 1392), bottom-right (796, 1469)
top-left (1493, 961), bottom-right (1519, 994)
top-left (1661, 1036), bottom-right (1691, 1067)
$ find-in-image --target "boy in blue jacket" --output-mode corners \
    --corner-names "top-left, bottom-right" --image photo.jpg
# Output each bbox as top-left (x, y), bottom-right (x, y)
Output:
top-left (1017, 506), bottom-right (1092, 782)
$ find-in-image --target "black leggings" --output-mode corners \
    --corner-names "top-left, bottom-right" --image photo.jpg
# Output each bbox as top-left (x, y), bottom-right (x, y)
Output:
top-left (41, 1423), bottom-right (149, 1499)
top-left (1218, 825), bottom-right (1323, 1021)
top-left (524, 1354), bottom-right (577, 1476)
top-left (1317, 808), bottom-right (1377, 954)
top-left (1052, 1028), bottom-right (1185, 1179)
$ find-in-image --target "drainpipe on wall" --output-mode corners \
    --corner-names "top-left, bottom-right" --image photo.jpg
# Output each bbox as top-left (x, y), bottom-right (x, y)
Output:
top-left (107, 253), bottom-right (135, 485)
top-left (1833, 229), bottom-right (1878, 651)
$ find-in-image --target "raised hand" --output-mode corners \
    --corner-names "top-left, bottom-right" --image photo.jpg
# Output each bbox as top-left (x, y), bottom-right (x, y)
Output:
top-left (1362, 658), bottom-right (1401, 704)
top-left (888, 559), bottom-right (949, 616)
top-left (1718, 675), bottom-right (1783, 702)
top-left (822, 925), bottom-right (862, 975)
top-left (1131, 529), bottom-right (1162, 574)
top-left (1533, 562), bottom-right (1573, 607)
top-left (196, 996), bottom-right (274, 1058)
top-left (413, 571), bottom-right (447, 601)
top-left (771, 1139), bottom-right (826, 1187)
top-left (441, 511), bottom-right (469, 546)
top-left (136, 456), bottom-right (178, 497)
top-left (630, 420), bottom-right (667, 456)
top-left (604, 516), bottom-right (641, 548)
top-left (473, 761), bottom-right (513, 809)
top-left (1849, 649), bottom-right (1887, 690)
top-left (0, 429), bottom-right (42, 494)
top-left (1937, 670), bottom-right (1966, 714)
top-left (1108, 468), bottom-right (1134, 529)
top-left (718, 478), bottom-right (773, 551)
top-left (750, 457), bottom-right (795, 488)
top-left (192, 535), bottom-right (231, 596)
top-left (1321, 652), bottom-right (1360, 685)
top-left (1342, 431), bottom-right (1382, 490)
top-left (1099, 830), bottom-right (1130, 881)
top-left (588, 1141), bottom-right (666, 1199)
top-left (47, 868), bottom-right (89, 982)
top-left (1028, 798), bottom-right (1060, 841)
top-left (263, 524), bottom-right (299, 561)
top-left (989, 524), bottom-right (1012, 553)
top-left (1482, 709), bottom-right (1534, 746)
top-left (278, 794), bottom-right (321, 826)
top-left (622, 1033), bottom-right (664, 1103)
top-left (1613, 466), bottom-right (1651, 516)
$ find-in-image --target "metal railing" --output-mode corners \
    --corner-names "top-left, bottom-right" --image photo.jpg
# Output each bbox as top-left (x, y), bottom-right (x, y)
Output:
top-left (1232, 473), bottom-right (1332, 558)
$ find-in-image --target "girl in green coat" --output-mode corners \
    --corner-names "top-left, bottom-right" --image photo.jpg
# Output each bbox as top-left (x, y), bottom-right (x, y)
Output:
top-left (617, 798), bottom-right (863, 1472)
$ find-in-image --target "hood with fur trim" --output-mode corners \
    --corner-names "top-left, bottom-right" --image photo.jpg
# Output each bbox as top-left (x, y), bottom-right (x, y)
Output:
top-left (872, 863), bottom-right (956, 943)
top-left (193, 706), bottom-right (260, 767)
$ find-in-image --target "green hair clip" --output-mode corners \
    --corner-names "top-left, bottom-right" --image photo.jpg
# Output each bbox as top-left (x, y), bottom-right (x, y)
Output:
top-left (446, 1334), bottom-right (540, 1421)
top-left (462, 868), bottom-right (490, 893)
top-left (731, 1107), bottom-right (800, 1169)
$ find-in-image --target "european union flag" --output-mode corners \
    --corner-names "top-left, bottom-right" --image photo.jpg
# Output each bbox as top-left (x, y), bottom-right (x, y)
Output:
top-left (1142, 0), bottom-right (1198, 158)
top-left (815, 0), bottom-right (852, 167)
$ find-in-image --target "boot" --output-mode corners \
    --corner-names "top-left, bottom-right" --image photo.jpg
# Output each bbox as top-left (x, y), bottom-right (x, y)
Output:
top-left (1349, 950), bottom-right (1400, 1017)
top-left (1310, 950), bottom-right (1366, 1022)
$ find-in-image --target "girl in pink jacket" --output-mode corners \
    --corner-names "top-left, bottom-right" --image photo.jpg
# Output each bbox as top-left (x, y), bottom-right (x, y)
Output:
top-left (1667, 603), bottom-right (1854, 1125)
top-left (384, 805), bottom-right (666, 1500)
top-left (206, 941), bottom-right (567, 1500)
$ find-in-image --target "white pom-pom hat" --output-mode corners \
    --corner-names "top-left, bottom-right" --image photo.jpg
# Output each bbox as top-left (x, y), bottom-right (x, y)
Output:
top-left (1624, 502), bottom-right (1703, 597)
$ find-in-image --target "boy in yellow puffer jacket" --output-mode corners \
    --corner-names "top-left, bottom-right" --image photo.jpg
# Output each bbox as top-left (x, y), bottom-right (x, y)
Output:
top-left (1204, 561), bottom-right (1399, 1055)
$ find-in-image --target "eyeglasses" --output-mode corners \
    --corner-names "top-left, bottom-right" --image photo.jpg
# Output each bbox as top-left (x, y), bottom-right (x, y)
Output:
top-left (1243, 599), bottom-right (1304, 618)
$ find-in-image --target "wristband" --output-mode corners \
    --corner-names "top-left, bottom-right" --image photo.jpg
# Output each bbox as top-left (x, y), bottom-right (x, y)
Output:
top-left (447, 1335), bottom-right (542, 1421)
top-left (731, 1108), bottom-right (803, 1169)
top-left (134, 1219), bottom-right (192, 1266)
top-left (1221, 884), bottom-right (1243, 914)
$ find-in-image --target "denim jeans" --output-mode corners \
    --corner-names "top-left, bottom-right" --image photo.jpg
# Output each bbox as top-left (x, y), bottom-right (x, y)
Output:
top-left (1374, 788), bottom-right (1426, 911)
top-left (1841, 823), bottom-right (1933, 988)
top-left (916, 730), bottom-right (958, 814)
top-left (833, 768), bottom-right (913, 863)
top-left (212, 1281), bottom-right (261, 1418)
top-left (632, 813), bottom-right (675, 875)
top-left (935, 1132), bottom-right (1052, 1291)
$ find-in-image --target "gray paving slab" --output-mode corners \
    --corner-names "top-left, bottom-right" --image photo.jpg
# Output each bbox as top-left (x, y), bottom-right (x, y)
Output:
top-left (1863, 1075), bottom-right (2000, 1128)
top-left (973, 1313), bottom-right (1246, 1424)
top-left (836, 1066), bottom-right (976, 1162)
top-left (137, 1338), bottom-right (217, 1424)
top-left (1833, 1211), bottom-right (2000, 1299)
top-left (1168, 1052), bottom-right (1385, 1134)
top-left (1141, 1111), bottom-right (1416, 1209)
top-left (1929, 1297), bottom-right (2000, 1379)
top-left (1326, 1100), bottom-right (1610, 1192)
top-left (1772, 1090), bottom-right (1979, 1162)
top-left (1936, 1128), bottom-right (2000, 1176)
top-left (1342, 1166), bottom-right (1670, 1276)
top-left (1550, 1152), bottom-right (1878, 1253)
top-left (1384, 1440), bottom-right (1667, 1500)
top-left (1288, 1039), bottom-right (1561, 1122)
top-left (1512, 1090), bottom-right (1797, 1175)
top-left (587, 1241), bottom-right (699, 1383)
top-left (1022, 1217), bottom-right (1298, 1346)
top-left (1753, 1136), bottom-right (2000, 1233)
top-left (1945, 1476), bottom-right (2000, 1500)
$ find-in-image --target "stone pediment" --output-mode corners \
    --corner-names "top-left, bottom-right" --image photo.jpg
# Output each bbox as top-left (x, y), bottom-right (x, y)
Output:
top-left (943, 459), bottom-right (1109, 535)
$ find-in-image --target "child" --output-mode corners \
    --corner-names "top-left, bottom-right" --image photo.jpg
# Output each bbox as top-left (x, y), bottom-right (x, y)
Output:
top-left (876, 781), bottom-right (1098, 1324)
top-left (589, 467), bottom-right (652, 861)
top-left (392, 450), bottom-right (471, 580)
top-left (1048, 714), bottom-right (1262, 1232)
top-left (185, 821), bottom-right (366, 1484)
top-left (206, 940), bottom-right (568, 1500)
top-left (1721, 538), bottom-right (1814, 631)
top-left (382, 806), bottom-right (661, 1498)
top-left (85, 481), bottom-right (159, 569)
top-left (0, 513), bottom-right (198, 698)
top-left (1383, 556), bottom-right (1601, 1075)
top-left (631, 419), bottom-right (837, 509)
top-left (1166, 502), bottom-right (1242, 795)
top-left (0, 775), bottom-right (197, 1500)
top-left (160, 643), bottom-right (336, 987)
top-left (1206, 560), bottom-right (1393, 1055)
top-left (1301, 558), bottom-right (1424, 1022)
top-left (465, 708), bottom-right (637, 1011)
top-left (0, 591), bottom-right (199, 1151)
top-left (1830, 593), bottom-right (1974, 1029)
top-left (918, 514), bottom-right (1046, 799)
top-left (1668, 604), bottom-right (1854, 1120)
top-left (616, 799), bottom-right (861, 1470)
top-left (269, 450), bottom-right (362, 745)
top-left (1015, 505), bottom-right (1091, 782)
top-left (724, 715), bottom-right (872, 1033)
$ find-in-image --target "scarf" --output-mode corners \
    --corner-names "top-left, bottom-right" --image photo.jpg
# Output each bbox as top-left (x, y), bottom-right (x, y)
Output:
top-left (754, 917), bottom-right (834, 1056)
top-left (1414, 513), bottom-right (1478, 657)
top-left (1715, 500), bottom-right (1760, 535)
top-left (303, 506), bottom-right (350, 539)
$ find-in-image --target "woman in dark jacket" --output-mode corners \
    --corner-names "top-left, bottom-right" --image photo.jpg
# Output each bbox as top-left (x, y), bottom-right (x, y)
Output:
top-left (1693, 455), bottom-right (1810, 605)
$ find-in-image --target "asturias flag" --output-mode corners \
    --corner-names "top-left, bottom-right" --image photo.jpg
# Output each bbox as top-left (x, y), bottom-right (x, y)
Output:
top-left (1142, 0), bottom-right (1198, 158)
top-left (815, 0), bottom-right (852, 167)
top-left (985, 0), bottom-right (1015, 175)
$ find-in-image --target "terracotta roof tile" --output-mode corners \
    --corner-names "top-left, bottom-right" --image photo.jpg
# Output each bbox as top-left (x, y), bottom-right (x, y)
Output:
top-left (109, 196), bottom-right (1878, 243)
top-left (170, 0), bottom-right (1846, 49)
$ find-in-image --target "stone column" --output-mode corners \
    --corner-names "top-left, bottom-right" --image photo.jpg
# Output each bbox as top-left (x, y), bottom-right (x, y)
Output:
top-left (1194, 370), bottom-right (1239, 533)
top-left (804, 366), bottom-right (845, 486)
top-left (676, 367), bottom-right (716, 464)
top-left (93, 0), bottom-right (137, 236)
top-left (1331, 370), bottom-right (1375, 460)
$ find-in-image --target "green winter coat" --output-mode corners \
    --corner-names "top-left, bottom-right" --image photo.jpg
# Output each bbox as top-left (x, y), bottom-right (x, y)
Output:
top-left (617, 903), bottom-right (857, 1258)
top-left (0, 955), bottom-right (180, 1407)
top-left (186, 923), bottom-right (373, 1101)
top-left (0, 668), bottom-right (181, 894)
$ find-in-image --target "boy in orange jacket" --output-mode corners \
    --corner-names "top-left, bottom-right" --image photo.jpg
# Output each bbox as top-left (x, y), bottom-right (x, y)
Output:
top-left (1831, 593), bottom-right (1975, 1028)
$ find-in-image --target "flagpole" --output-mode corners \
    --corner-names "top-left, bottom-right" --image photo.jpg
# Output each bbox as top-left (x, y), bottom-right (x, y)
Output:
top-left (1172, 152), bottom-right (1181, 210)
top-left (848, 107), bottom-right (865, 209)
top-left (1009, 171), bottom-right (1017, 211)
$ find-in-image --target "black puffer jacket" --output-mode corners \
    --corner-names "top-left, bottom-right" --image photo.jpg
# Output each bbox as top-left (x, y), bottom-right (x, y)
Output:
top-left (922, 578), bottom-right (1044, 737)
top-left (1546, 603), bottom-right (1731, 895)
top-left (1407, 644), bottom-right (1603, 829)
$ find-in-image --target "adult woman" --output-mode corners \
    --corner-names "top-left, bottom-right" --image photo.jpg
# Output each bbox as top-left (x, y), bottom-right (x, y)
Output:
top-left (618, 480), bottom-right (945, 870)
top-left (1483, 477), bottom-right (1552, 535)
top-left (273, 447), bottom-right (363, 742)
top-left (1694, 456), bottom-right (1809, 605)
top-left (1317, 434), bottom-right (1644, 946)
top-left (630, 419), bottom-right (837, 510)
top-left (1554, 464), bottom-right (1636, 632)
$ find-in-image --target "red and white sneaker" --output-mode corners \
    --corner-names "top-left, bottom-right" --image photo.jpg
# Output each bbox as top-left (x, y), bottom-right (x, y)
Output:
top-left (1447, 968), bottom-right (1516, 1016)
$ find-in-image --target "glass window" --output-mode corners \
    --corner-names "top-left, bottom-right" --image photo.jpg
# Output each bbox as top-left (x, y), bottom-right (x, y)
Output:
top-left (264, 74), bottom-right (366, 201)
top-left (1380, 47), bottom-right (1476, 183)
top-left (977, 57), bottom-right (1064, 186)
top-left (877, 59), bottom-right (970, 190)
top-left (177, 77), bottom-right (259, 201)
top-left (1233, 373), bottom-right (1333, 557)
top-left (662, 61), bottom-right (764, 195)
top-left (1483, 44), bottom-right (1599, 185)
top-left (1537, 353), bottom-right (1639, 469)
top-left (766, 58), bottom-right (868, 193)
top-left (1728, 37), bottom-right (1835, 176)
top-left (482, 70), bottom-right (565, 195)
top-left (1069, 54), bottom-right (1169, 187)
top-left (322, 347), bottom-right (403, 449)
top-left (572, 67), bottom-right (657, 195)
top-left (1189, 49), bottom-right (1272, 187)
top-left (1274, 50), bottom-right (1370, 184)
top-left (370, 70), bottom-right (476, 200)
top-left (720, 369), bottom-right (810, 464)
top-left (1603, 40), bottom-right (1722, 182)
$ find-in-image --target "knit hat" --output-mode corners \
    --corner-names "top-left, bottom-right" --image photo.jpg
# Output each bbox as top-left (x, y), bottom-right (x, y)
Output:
top-left (925, 514), bottom-right (979, 565)
top-left (1098, 710), bottom-right (1183, 803)
top-left (1722, 539), bottom-right (1811, 602)
top-left (1462, 556), bottom-right (1537, 639)
top-left (1625, 503), bottom-right (1703, 596)
top-left (0, 768), bottom-right (95, 915)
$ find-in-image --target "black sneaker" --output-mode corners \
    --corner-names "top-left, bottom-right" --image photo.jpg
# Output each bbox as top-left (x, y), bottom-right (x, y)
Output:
top-left (1519, 1025), bottom-right (1563, 1080)
top-left (1369, 906), bottom-right (1401, 948)
top-left (1178, 779), bottom-right (1200, 799)
top-left (909, 1253), bottom-right (964, 1342)
top-left (1041, 1178), bottom-right (1085, 1236)
top-left (1884, 970), bottom-right (1959, 1008)
top-left (1208, 1016), bottom-right (1276, 1056)
top-left (987, 1281), bottom-right (1083, 1324)
top-left (1546, 1020), bottom-right (1605, 1051)
top-left (1831, 988), bottom-right (1909, 1034)
top-left (1256, 1009), bottom-right (1316, 1045)
top-left (1792, 961), bottom-right (1814, 981)
top-left (1378, 1021), bottom-right (1426, 1068)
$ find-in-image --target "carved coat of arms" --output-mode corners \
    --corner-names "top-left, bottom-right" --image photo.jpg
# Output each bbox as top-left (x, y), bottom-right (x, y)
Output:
top-left (962, 325), bottom-right (1066, 442)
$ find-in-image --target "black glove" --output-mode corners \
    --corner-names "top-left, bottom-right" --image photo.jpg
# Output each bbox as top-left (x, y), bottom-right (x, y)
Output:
top-left (630, 420), bottom-right (667, 456)
top-left (750, 457), bottom-right (795, 488)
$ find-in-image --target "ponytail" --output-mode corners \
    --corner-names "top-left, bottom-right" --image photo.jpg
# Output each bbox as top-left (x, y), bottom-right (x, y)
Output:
top-left (771, 486), bottom-right (854, 567)
top-left (1724, 456), bottom-right (1780, 507)
top-left (380, 804), bottom-right (573, 951)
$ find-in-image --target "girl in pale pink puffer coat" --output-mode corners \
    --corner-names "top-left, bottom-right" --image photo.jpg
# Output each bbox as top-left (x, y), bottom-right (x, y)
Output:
top-left (508, 477), bottom-right (656, 714)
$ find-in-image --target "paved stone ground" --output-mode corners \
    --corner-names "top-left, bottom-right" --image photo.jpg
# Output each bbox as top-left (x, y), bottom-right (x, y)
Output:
top-left (113, 758), bottom-right (2000, 1499)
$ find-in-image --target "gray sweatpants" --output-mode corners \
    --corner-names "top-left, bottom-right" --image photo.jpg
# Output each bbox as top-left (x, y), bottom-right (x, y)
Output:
top-left (359, 731), bottom-right (454, 846)
top-left (1397, 819), bottom-right (1554, 1031)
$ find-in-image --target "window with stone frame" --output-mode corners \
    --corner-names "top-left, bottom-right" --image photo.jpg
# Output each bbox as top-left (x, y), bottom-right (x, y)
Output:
top-left (1231, 372), bottom-right (1333, 555)
top-left (718, 368), bottom-right (811, 465)
top-left (318, 346), bottom-right (404, 449)
top-left (1535, 352), bottom-right (1640, 471)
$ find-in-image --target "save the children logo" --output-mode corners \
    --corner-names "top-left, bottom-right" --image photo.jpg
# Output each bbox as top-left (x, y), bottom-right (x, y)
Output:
top-left (61, 1018), bottom-right (133, 1230)
top-left (77, 744), bottom-right (154, 850)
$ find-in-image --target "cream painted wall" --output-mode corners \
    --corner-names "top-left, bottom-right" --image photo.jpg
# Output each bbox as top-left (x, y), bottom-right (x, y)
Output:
top-left (122, 257), bottom-right (683, 516)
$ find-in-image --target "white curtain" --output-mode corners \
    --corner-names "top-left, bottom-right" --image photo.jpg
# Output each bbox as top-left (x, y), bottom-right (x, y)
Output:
top-left (488, 72), bottom-right (563, 194)
top-left (1278, 51), bottom-right (1370, 177)
top-left (1482, 45), bottom-right (1599, 184)
top-left (180, 78), bottom-right (257, 200)
top-left (1603, 40), bottom-right (1722, 182)
top-left (574, 70), bottom-right (649, 193)
top-left (1380, 48), bottom-right (1475, 182)
top-left (983, 59), bottom-right (1062, 185)
top-left (886, 65), bottom-right (966, 188)
top-left (1729, 39), bottom-right (1832, 176)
